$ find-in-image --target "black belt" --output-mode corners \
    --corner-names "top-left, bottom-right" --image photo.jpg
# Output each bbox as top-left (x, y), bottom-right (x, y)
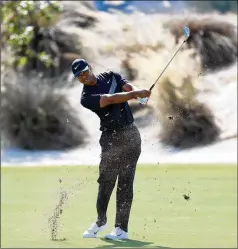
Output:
top-left (102, 122), bottom-right (135, 133)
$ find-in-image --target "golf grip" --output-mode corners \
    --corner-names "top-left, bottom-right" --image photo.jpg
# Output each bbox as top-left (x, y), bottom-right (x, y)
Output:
top-left (149, 39), bottom-right (187, 91)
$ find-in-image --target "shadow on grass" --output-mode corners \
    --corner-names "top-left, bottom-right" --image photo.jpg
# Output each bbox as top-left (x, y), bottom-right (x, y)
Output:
top-left (96, 238), bottom-right (170, 248)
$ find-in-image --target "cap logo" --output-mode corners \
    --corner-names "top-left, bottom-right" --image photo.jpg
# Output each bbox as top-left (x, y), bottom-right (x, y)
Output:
top-left (74, 64), bottom-right (80, 70)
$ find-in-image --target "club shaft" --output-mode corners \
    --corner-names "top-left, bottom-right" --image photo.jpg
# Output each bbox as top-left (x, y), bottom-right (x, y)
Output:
top-left (149, 39), bottom-right (187, 91)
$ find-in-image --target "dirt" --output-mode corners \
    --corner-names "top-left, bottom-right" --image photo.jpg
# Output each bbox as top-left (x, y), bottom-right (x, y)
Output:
top-left (183, 194), bottom-right (190, 201)
top-left (48, 190), bottom-right (68, 241)
top-left (47, 177), bottom-right (87, 241)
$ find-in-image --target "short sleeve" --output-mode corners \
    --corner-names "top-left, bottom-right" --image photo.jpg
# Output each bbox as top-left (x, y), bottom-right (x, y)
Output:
top-left (81, 92), bottom-right (101, 111)
top-left (111, 71), bottom-right (129, 89)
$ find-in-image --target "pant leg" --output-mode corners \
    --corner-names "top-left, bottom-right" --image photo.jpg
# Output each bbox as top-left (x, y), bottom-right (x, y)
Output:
top-left (115, 125), bottom-right (142, 232)
top-left (96, 131), bottom-right (119, 227)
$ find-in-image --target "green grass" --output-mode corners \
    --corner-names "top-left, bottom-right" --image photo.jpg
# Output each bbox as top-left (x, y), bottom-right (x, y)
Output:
top-left (1, 164), bottom-right (237, 248)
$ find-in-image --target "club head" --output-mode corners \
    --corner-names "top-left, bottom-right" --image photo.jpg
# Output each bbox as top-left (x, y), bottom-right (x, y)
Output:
top-left (137, 97), bottom-right (149, 106)
top-left (182, 27), bottom-right (190, 39)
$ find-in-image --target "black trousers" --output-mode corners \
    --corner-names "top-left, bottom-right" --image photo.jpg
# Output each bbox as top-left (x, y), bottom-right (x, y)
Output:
top-left (96, 123), bottom-right (141, 232)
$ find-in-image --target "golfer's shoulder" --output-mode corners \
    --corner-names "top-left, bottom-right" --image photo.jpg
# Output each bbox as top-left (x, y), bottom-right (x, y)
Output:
top-left (80, 87), bottom-right (88, 100)
top-left (80, 87), bottom-right (94, 107)
top-left (97, 71), bottom-right (126, 86)
top-left (98, 70), bottom-right (122, 77)
top-left (81, 85), bottom-right (92, 99)
top-left (97, 70), bottom-right (116, 78)
top-left (108, 70), bottom-right (122, 78)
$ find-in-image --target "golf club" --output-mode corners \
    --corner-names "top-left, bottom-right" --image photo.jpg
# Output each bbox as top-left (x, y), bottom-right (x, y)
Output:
top-left (138, 26), bottom-right (190, 105)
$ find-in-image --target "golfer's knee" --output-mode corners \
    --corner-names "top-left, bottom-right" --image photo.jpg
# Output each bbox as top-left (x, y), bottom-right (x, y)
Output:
top-left (97, 171), bottom-right (117, 184)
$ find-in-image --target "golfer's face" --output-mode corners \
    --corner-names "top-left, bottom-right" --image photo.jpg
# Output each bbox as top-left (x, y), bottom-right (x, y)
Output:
top-left (78, 70), bottom-right (94, 85)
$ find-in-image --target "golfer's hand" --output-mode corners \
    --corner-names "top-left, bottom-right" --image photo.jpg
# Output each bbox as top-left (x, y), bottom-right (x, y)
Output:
top-left (134, 89), bottom-right (151, 99)
top-left (134, 89), bottom-right (151, 105)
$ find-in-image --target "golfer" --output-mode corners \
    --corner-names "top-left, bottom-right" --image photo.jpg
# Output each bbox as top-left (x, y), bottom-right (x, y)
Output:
top-left (71, 59), bottom-right (151, 240)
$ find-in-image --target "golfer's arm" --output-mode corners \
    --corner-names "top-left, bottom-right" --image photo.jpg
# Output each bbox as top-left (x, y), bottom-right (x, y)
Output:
top-left (100, 92), bottom-right (136, 108)
top-left (122, 83), bottom-right (138, 92)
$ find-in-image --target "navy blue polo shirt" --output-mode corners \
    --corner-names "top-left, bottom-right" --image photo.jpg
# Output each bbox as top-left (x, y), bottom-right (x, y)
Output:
top-left (80, 71), bottom-right (134, 131)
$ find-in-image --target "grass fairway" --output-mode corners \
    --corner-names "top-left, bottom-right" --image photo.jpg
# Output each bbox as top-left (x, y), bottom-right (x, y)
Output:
top-left (1, 164), bottom-right (237, 248)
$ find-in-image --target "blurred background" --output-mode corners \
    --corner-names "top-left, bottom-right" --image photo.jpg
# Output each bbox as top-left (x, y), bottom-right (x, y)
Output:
top-left (1, 0), bottom-right (237, 166)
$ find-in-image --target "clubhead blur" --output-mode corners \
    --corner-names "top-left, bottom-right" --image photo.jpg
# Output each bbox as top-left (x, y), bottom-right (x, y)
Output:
top-left (137, 97), bottom-right (149, 106)
top-left (182, 26), bottom-right (190, 39)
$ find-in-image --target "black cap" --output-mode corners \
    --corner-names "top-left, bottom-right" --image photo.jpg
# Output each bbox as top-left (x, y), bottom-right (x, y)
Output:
top-left (71, 59), bottom-right (89, 78)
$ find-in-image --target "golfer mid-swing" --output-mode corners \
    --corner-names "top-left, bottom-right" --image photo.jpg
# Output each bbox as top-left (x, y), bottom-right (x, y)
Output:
top-left (72, 59), bottom-right (151, 240)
